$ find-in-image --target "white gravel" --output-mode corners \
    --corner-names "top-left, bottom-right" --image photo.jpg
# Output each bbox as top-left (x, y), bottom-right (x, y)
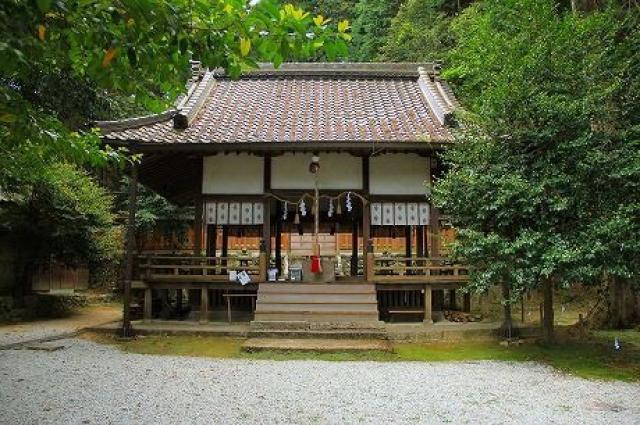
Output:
top-left (1, 338), bottom-right (639, 425)
top-left (0, 325), bottom-right (76, 346)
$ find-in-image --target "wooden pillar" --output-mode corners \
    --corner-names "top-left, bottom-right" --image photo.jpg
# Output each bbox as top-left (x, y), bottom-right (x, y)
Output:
top-left (416, 225), bottom-right (425, 275)
top-left (362, 202), bottom-right (371, 280)
top-left (449, 289), bottom-right (457, 310)
top-left (463, 292), bottom-right (471, 313)
top-left (275, 202), bottom-right (282, 274)
top-left (206, 225), bottom-right (217, 257)
top-left (221, 226), bottom-right (229, 274)
top-left (423, 285), bottom-right (433, 324)
top-left (176, 289), bottom-right (183, 314)
top-left (194, 197), bottom-right (203, 256)
top-left (434, 289), bottom-right (444, 311)
top-left (427, 157), bottom-right (440, 258)
top-left (416, 225), bottom-right (425, 257)
top-left (350, 218), bottom-right (358, 276)
top-left (121, 162), bottom-right (138, 337)
top-left (143, 287), bottom-right (152, 322)
top-left (405, 226), bottom-right (412, 273)
top-left (200, 287), bottom-right (209, 323)
top-left (262, 200), bottom-right (271, 265)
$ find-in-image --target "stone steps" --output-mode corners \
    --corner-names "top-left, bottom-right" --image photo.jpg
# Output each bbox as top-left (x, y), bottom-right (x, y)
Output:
top-left (241, 338), bottom-right (392, 352)
top-left (252, 282), bottom-right (382, 330)
top-left (248, 329), bottom-right (387, 339)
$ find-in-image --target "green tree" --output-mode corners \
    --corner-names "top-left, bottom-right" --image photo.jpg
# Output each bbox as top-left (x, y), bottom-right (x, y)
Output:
top-left (435, 0), bottom-right (640, 341)
top-left (0, 163), bottom-right (119, 294)
top-left (381, 0), bottom-right (475, 62)
top-left (0, 0), bottom-right (348, 292)
top-left (295, 0), bottom-right (358, 22)
top-left (1, 0), bottom-right (349, 188)
top-left (351, 0), bottom-right (401, 61)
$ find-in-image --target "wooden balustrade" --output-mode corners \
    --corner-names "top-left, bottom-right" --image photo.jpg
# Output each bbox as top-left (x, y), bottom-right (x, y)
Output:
top-left (136, 254), bottom-right (468, 285)
top-left (366, 254), bottom-right (469, 283)
top-left (137, 255), bottom-right (263, 282)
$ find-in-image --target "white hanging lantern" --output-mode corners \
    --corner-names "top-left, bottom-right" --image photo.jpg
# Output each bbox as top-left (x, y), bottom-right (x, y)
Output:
top-left (346, 192), bottom-right (353, 212)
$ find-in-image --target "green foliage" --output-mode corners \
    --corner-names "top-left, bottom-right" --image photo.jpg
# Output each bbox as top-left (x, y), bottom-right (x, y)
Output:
top-left (294, 0), bottom-right (358, 23)
top-left (351, 0), bottom-right (401, 61)
top-left (0, 0), bottom-right (348, 190)
top-left (0, 0), bottom-right (348, 289)
top-left (0, 163), bottom-right (118, 272)
top-left (381, 0), bottom-right (466, 61)
top-left (116, 177), bottom-right (193, 243)
top-left (435, 0), bottom-right (640, 302)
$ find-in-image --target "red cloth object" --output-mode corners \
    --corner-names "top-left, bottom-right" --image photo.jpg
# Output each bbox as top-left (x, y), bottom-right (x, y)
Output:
top-left (310, 255), bottom-right (323, 274)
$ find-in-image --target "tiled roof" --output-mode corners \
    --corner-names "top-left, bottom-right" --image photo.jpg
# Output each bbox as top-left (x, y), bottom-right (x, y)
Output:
top-left (98, 63), bottom-right (458, 145)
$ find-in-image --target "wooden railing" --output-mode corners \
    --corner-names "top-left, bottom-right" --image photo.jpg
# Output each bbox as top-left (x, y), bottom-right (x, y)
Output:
top-left (137, 255), bottom-right (266, 282)
top-left (367, 255), bottom-right (469, 283)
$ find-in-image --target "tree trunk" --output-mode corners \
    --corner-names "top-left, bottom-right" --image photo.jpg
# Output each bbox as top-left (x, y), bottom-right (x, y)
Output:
top-left (501, 281), bottom-right (513, 338)
top-left (542, 278), bottom-right (554, 344)
top-left (608, 276), bottom-right (630, 329)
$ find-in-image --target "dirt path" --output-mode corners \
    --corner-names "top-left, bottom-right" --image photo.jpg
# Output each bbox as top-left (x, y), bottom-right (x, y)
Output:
top-left (0, 304), bottom-right (121, 347)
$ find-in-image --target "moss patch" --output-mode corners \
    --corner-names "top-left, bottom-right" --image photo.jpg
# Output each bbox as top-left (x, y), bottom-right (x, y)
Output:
top-left (84, 332), bottom-right (640, 382)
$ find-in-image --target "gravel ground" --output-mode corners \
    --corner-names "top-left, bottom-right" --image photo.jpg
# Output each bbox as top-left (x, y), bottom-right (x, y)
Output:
top-left (0, 306), bottom-right (120, 347)
top-left (1, 338), bottom-right (639, 425)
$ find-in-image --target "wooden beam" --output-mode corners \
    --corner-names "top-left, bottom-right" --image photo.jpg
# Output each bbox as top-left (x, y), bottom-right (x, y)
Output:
top-left (206, 225), bottom-right (217, 257)
top-left (143, 287), bottom-right (152, 322)
top-left (221, 226), bottom-right (229, 274)
top-left (263, 154), bottom-right (272, 192)
top-left (449, 289), bottom-right (457, 310)
top-left (121, 162), bottom-right (138, 337)
top-left (423, 285), bottom-right (433, 324)
top-left (405, 226), bottom-right (412, 271)
top-left (275, 202), bottom-right (282, 274)
top-left (427, 157), bottom-right (440, 257)
top-left (193, 157), bottom-right (204, 255)
top-left (262, 199), bottom-right (271, 261)
top-left (362, 203), bottom-right (371, 280)
top-left (193, 197), bottom-right (203, 255)
top-left (362, 155), bottom-right (370, 193)
top-left (350, 218), bottom-right (358, 276)
top-left (200, 287), bottom-right (209, 323)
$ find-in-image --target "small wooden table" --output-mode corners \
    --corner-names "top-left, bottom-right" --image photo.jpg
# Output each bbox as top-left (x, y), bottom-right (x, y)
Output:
top-left (222, 293), bottom-right (258, 323)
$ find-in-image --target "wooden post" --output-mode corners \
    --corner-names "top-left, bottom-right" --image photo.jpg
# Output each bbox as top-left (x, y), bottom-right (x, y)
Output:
top-left (427, 157), bottom-right (440, 258)
top-left (121, 162), bottom-right (138, 337)
top-left (463, 292), bottom-right (471, 313)
top-left (262, 199), bottom-right (271, 270)
top-left (449, 289), bottom-right (457, 310)
top-left (143, 287), bottom-right (152, 322)
top-left (221, 226), bottom-right (229, 274)
top-left (416, 225), bottom-right (425, 275)
top-left (258, 251), bottom-right (267, 282)
top-left (350, 218), bottom-right (358, 276)
top-left (206, 224), bottom-right (217, 257)
top-left (362, 201), bottom-right (371, 280)
top-left (405, 226), bottom-right (412, 274)
top-left (194, 197), bottom-right (203, 256)
top-left (200, 287), bottom-right (209, 323)
top-left (275, 202), bottom-right (282, 274)
top-left (423, 285), bottom-right (433, 324)
top-left (176, 289), bottom-right (183, 315)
